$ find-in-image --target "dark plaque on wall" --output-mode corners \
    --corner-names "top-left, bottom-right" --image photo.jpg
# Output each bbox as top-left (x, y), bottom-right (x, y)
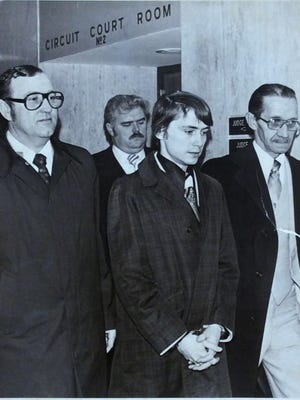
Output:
top-left (229, 138), bottom-right (252, 154)
top-left (229, 116), bottom-right (253, 135)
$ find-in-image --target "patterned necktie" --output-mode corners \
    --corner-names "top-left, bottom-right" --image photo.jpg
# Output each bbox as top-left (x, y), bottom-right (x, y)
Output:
top-left (128, 153), bottom-right (139, 171)
top-left (33, 153), bottom-right (50, 184)
top-left (268, 159), bottom-right (281, 207)
top-left (184, 170), bottom-right (200, 221)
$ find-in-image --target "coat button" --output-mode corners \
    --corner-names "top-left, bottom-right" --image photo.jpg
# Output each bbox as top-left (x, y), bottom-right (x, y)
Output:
top-left (250, 315), bottom-right (255, 322)
top-left (186, 227), bottom-right (192, 234)
top-left (256, 271), bottom-right (263, 277)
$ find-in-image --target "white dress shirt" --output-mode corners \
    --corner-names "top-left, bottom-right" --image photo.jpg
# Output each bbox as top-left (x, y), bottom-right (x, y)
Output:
top-left (112, 145), bottom-right (146, 174)
top-left (6, 131), bottom-right (54, 175)
top-left (253, 140), bottom-right (286, 187)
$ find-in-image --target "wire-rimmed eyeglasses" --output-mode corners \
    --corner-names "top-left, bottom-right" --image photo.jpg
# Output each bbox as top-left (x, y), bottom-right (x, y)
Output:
top-left (258, 117), bottom-right (300, 132)
top-left (5, 91), bottom-right (64, 111)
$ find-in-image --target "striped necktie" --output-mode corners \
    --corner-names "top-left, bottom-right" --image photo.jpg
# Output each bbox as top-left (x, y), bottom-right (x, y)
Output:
top-left (127, 153), bottom-right (139, 171)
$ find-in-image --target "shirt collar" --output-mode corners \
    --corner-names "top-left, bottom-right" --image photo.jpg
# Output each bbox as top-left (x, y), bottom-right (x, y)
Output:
top-left (112, 145), bottom-right (145, 159)
top-left (6, 130), bottom-right (54, 174)
top-left (253, 140), bottom-right (286, 183)
top-left (112, 145), bottom-right (145, 173)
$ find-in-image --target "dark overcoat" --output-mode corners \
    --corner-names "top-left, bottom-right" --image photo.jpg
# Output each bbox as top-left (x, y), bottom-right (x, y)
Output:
top-left (93, 146), bottom-right (151, 330)
top-left (0, 135), bottom-right (107, 397)
top-left (202, 143), bottom-right (300, 396)
top-left (107, 152), bottom-right (239, 397)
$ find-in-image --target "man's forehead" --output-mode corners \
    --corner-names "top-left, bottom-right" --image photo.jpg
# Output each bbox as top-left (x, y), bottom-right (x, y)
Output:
top-left (262, 95), bottom-right (298, 116)
top-left (114, 106), bottom-right (145, 120)
top-left (10, 73), bottom-right (53, 96)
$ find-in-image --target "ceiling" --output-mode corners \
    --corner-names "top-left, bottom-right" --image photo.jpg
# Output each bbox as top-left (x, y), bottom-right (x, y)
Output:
top-left (46, 28), bottom-right (181, 67)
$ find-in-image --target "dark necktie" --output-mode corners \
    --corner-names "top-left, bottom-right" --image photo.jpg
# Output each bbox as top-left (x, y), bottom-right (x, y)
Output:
top-left (33, 153), bottom-right (50, 184)
top-left (184, 170), bottom-right (200, 221)
top-left (268, 159), bottom-right (281, 207)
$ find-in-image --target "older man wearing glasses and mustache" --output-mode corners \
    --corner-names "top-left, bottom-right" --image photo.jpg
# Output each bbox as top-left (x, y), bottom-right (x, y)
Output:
top-left (202, 83), bottom-right (300, 398)
top-left (0, 65), bottom-right (107, 397)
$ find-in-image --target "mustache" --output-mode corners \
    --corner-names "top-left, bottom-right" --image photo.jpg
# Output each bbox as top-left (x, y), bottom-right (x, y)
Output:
top-left (129, 132), bottom-right (144, 139)
top-left (272, 137), bottom-right (289, 144)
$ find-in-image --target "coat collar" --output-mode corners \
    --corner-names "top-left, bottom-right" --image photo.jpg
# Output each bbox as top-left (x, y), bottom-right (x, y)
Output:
top-left (138, 152), bottom-right (210, 233)
top-left (0, 133), bottom-right (77, 195)
top-left (288, 156), bottom-right (300, 253)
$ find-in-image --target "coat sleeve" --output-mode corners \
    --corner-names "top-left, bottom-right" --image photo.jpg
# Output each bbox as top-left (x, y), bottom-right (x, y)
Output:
top-left (94, 174), bottom-right (116, 331)
top-left (210, 187), bottom-right (239, 332)
top-left (107, 178), bottom-right (187, 355)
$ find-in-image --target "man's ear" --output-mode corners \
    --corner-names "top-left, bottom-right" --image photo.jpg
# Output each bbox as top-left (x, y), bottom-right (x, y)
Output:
top-left (0, 99), bottom-right (12, 122)
top-left (106, 122), bottom-right (114, 137)
top-left (245, 112), bottom-right (257, 131)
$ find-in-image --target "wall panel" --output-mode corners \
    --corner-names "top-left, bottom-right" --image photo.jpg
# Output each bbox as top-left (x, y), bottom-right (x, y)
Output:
top-left (0, 0), bottom-right (38, 72)
top-left (181, 1), bottom-right (300, 160)
top-left (40, 62), bottom-right (157, 153)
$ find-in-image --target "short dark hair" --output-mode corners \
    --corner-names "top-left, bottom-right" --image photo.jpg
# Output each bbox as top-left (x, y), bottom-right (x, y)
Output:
top-left (0, 65), bottom-right (43, 134)
top-left (103, 94), bottom-right (150, 144)
top-left (151, 91), bottom-right (213, 144)
top-left (248, 83), bottom-right (297, 119)
top-left (0, 65), bottom-right (43, 100)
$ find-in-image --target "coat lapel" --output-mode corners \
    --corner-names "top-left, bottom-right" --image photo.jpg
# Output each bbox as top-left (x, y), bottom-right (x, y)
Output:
top-left (51, 147), bottom-right (72, 188)
top-left (289, 156), bottom-right (300, 255)
top-left (139, 152), bottom-right (204, 223)
top-left (0, 135), bottom-right (49, 197)
top-left (232, 144), bottom-right (275, 226)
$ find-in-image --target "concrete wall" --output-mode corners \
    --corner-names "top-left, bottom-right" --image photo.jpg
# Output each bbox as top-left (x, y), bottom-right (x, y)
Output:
top-left (40, 62), bottom-right (157, 153)
top-left (0, 0), bottom-right (38, 73)
top-left (181, 1), bottom-right (300, 160)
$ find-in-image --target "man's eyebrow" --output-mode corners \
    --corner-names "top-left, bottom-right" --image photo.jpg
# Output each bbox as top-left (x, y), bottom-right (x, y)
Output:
top-left (270, 116), bottom-right (297, 120)
top-left (181, 125), bottom-right (201, 129)
top-left (121, 117), bottom-right (146, 124)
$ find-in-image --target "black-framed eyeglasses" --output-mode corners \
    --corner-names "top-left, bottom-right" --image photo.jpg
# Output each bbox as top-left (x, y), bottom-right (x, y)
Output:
top-left (5, 91), bottom-right (64, 111)
top-left (258, 117), bottom-right (300, 132)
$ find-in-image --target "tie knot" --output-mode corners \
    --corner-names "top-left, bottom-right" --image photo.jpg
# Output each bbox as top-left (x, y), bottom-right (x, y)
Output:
top-left (128, 153), bottom-right (139, 168)
top-left (33, 153), bottom-right (47, 168)
top-left (271, 159), bottom-right (281, 175)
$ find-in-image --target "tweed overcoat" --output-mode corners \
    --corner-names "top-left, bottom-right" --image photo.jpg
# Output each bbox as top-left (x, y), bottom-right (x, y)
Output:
top-left (0, 135), bottom-right (107, 397)
top-left (202, 143), bottom-right (300, 396)
top-left (93, 146), bottom-right (152, 330)
top-left (93, 146), bottom-right (151, 255)
top-left (107, 152), bottom-right (239, 397)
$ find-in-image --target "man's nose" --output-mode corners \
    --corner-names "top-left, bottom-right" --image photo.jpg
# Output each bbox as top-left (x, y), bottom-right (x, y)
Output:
top-left (193, 132), bottom-right (203, 146)
top-left (277, 123), bottom-right (289, 137)
top-left (40, 97), bottom-right (52, 112)
top-left (132, 122), bottom-right (139, 133)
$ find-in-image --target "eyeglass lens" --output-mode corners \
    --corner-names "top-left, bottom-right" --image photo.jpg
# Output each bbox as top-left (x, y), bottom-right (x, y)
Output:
top-left (26, 92), bottom-right (64, 110)
top-left (269, 119), bottom-right (299, 131)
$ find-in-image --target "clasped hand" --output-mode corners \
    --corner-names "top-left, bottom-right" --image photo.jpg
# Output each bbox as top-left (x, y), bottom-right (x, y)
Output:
top-left (177, 325), bottom-right (223, 371)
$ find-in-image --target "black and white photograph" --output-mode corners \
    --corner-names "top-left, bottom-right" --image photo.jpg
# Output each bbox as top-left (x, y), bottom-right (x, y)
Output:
top-left (0, 0), bottom-right (300, 397)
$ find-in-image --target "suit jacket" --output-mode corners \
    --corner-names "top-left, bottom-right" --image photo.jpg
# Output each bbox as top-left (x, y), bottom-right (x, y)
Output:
top-left (0, 134), bottom-right (107, 397)
top-left (202, 143), bottom-right (300, 396)
top-left (107, 152), bottom-right (239, 397)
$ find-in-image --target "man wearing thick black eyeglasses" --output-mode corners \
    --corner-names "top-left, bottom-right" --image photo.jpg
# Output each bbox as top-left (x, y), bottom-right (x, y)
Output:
top-left (0, 65), bottom-right (107, 397)
top-left (202, 83), bottom-right (300, 397)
